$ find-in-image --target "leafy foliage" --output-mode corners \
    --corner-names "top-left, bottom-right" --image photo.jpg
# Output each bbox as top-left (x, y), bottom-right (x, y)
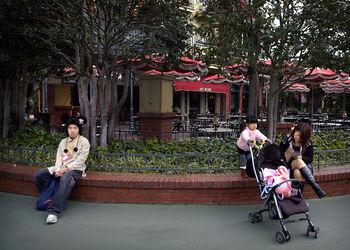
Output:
top-left (275, 130), bottom-right (350, 151)
top-left (0, 124), bottom-right (62, 150)
top-left (96, 136), bottom-right (238, 155)
top-left (1, 125), bottom-right (350, 174)
top-left (2, 123), bottom-right (350, 153)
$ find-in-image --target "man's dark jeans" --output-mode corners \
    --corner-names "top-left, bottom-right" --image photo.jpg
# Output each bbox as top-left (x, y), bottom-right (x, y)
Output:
top-left (33, 168), bottom-right (82, 216)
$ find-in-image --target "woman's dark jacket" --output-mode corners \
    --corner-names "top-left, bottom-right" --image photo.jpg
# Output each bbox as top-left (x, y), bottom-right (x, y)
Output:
top-left (279, 136), bottom-right (314, 165)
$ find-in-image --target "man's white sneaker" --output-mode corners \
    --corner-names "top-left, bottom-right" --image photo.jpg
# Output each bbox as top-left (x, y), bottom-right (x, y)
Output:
top-left (46, 214), bottom-right (58, 224)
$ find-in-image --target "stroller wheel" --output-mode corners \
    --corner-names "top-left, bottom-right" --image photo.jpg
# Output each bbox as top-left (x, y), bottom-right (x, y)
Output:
top-left (248, 213), bottom-right (256, 224)
top-left (306, 224), bottom-right (320, 238)
top-left (276, 231), bottom-right (285, 244)
top-left (255, 212), bottom-right (263, 222)
top-left (314, 229), bottom-right (319, 238)
top-left (306, 225), bottom-right (311, 236)
top-left (314, 227), bottom-right (320, 238)
top-left (284, 230), bottom-right (291, 242)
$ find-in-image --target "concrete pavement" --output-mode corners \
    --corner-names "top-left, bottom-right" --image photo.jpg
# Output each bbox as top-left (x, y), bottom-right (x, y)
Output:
top-left (0, 192), bottom-right (349, 250)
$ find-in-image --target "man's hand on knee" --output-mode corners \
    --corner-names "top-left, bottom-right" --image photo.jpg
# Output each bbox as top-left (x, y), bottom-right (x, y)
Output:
top-left (55, 167), bottom-right (69, 177)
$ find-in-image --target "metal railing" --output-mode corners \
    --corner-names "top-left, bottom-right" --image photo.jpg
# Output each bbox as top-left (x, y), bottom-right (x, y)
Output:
top-left (0, 146), bottom-right (239, 175)
top-left (1, 146), bottom-right (349, 174)
top-left (87, 152), bottom-right (239, 174)
top-left (314, 149), bottom-right (350, 169)
top-left (0, 147), bottom-right (56, 167)
top-left (45, 120), bottom-right (350, 141)
top-left (114, 129), bottom-right (239, 141)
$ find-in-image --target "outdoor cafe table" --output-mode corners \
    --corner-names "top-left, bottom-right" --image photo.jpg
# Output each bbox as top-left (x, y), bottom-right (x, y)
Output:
top-left (196, 117), bottom-right (214, 127)
top-left (283, 116), bottom-right (298, 123)
top-left (197, 127), bottom-right (234, 138)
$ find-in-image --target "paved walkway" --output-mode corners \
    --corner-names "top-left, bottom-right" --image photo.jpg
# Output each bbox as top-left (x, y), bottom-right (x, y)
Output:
top-left (0, 192), bottom-right (349, 250)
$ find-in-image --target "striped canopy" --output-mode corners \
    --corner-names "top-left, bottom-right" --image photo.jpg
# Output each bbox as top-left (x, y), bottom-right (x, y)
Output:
top-left (320, 79), bottom-right (350, 93)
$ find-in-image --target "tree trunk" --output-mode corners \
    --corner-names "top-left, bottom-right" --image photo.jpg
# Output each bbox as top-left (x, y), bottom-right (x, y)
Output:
top-left (0, 79), bottom-right (4, 128)
top-left (248, 71), bottom-right (259, 117)
top-left (266, 93), bottom-right (275, 140)
top-left (98, 69), bottom-right (112, 148)
top-left (107, 69), bottom-right (130, 143)
top-left (76, 73), bottom-right (98, 150)
top-left (13, 66), bottom-right (29, 133)
top-left (89, 74), bottom-right (98, 150)
top-left (107, 80), bottom-right (118, 144)
top-left (12, 78), bottom-right (18, 127)
top-left (16, 77), bottom-right (28, 132)
top-left (266, 72), bottom-right (281, 141)
top-left (77, 76), bottom-right (90, 137)
top-left (247, 29), bottom-right (259, 117)
top-left (248, 64), bottom-right (259, 117)
top-left (2, 80), bottom-right (11, 138)
top-left (77, 77), bottom-right (88, 119)
top-left (272, 92), bottom-right (278, 140)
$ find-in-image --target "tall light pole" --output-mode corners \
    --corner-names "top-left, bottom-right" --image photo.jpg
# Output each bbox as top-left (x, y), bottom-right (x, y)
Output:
top-left (129, 68), bottom-right (134, 130)
top-left (44, 77), bottom-right (48, 113)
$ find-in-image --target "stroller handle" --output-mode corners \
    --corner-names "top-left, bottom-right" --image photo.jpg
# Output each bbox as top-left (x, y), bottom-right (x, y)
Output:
top-left (248, 139), bottom-right (269, 149)
top-left (248, 139), bottom-right (270, 193)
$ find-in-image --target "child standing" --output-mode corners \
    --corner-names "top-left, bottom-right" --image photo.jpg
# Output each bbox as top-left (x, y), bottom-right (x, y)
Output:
top-left (237, 116), bottom-right (269, 177)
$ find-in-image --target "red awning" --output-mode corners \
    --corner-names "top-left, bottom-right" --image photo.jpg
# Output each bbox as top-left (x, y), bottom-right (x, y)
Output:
top-left (174, 80), bottom-right (230, 94)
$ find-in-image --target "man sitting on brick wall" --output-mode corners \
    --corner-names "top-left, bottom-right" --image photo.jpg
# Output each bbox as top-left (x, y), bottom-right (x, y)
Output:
top-left (33, 116), bottom-right (90, 224)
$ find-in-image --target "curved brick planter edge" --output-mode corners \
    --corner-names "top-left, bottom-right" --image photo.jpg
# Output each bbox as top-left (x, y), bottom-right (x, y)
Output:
top-left (1, 162), bottom-right (350, 205)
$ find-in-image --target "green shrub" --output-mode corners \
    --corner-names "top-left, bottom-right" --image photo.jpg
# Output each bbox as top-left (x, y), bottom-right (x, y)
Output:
top-left (1, 123), bottom-right (350, 173)
top-left (0, 123), bottom-right (63, 150)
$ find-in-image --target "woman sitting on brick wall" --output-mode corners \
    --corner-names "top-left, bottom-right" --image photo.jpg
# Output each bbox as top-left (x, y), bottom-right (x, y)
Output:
top-left (279, 122), bottom-right (326, 198)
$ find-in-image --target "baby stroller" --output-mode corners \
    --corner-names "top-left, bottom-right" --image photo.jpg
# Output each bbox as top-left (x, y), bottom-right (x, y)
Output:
top-left (246, 140), bottom-right (319, 243)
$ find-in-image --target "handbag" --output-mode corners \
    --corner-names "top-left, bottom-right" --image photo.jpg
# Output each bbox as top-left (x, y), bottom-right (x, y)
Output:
top-left (36, 178), bottom-right (66, 210)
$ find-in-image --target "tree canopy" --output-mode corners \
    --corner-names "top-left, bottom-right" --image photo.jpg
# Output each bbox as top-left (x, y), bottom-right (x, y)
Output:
top-left (20, 0), bottom-right (194, 148)
top-left (197, 0), bottom-right (350, 139)
top-left (0, 0), bottom-right (60, 136)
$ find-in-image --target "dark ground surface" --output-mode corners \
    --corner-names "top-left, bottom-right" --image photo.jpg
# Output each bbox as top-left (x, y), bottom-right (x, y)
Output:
top-left (0, 192), bottom-right (349, 250)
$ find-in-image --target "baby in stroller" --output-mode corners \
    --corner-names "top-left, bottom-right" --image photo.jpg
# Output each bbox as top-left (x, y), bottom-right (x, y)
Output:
top-left (246, 141), bottom-right (319, 243)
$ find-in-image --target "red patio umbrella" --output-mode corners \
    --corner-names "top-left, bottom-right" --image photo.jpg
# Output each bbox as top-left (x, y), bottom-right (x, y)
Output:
top-left (175, 57), bottom-right (208, 75)
top-left (130, 56), bottom-right (208, 76)
top-left (289, 69), bottom-right (349, 116)
top-left (141, 69), bottom-right (201, 81)
top-left (320, 79), bottom-right (350, 113)
top-left (225, 63), bottom-right (249, 75)
top-left (225, 60), bottom-right (299, 76)
top-left (203, 74), bottom-right (246, 85)
top-left (264, 83), bottom-right (310, 92)
top-left (290, 68), bottom-right (344, 82)
top-left (282, 83), bottom-right (310, 93)
top-left (321, 85), bottom-right (350, 94)
top-left (320, 79), bottom-right (350, 90)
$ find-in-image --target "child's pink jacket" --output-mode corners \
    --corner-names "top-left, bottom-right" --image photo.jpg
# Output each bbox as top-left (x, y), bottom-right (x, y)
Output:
top-left (237, 127), bottom-right (267, 151)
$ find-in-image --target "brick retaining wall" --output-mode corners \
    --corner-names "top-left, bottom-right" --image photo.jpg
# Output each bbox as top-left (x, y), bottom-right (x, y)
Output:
top-left (1, 162), bottom-right (349, 205)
